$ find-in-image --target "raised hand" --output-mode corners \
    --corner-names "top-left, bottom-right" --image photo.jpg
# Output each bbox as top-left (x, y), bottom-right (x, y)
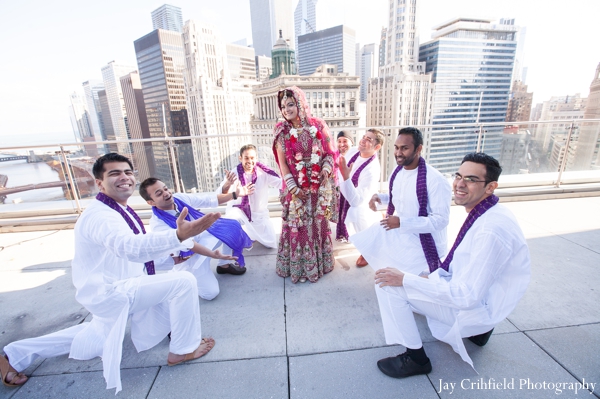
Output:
top-left (237, 182), bottom-right (256, 197)
top-left (338, 155), bottom-right (351, 181)
top-left (222, 169), bottom-right (238, 193)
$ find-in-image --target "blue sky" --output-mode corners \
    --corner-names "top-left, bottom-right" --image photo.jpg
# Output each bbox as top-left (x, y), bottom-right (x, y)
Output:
top-left (0, 0), bottom-right (597, 138)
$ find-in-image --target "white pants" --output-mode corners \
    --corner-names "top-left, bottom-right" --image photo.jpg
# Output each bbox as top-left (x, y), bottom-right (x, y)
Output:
top-left (375, 283), bottom-right (456, 349)
top-left (4, 272), bottom-right (202, 372)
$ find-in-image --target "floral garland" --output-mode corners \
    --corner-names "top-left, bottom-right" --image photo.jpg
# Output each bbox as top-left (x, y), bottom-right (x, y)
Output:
top-left (288, 125), bottom-right (323, 193)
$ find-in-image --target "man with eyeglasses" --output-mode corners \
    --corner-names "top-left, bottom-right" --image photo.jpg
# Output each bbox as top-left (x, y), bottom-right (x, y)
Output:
top-left (336, 129), bottom-right (384, 267)
top-left (363, 153), bottom-right (530, 379)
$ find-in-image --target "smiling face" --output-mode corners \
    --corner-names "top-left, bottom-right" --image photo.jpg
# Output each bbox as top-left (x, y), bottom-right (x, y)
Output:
top-left (239, 148), bottom-right (257, 173)
top-left (358, 130), bottom-right (381, 157)
top-left (145, 180), bottom-right (175, 211)
top-left (95, 161), bottom-right (136, 206)
top-left (394, 133), bottom-right (422, 170)
top-left (453, 161), bottom-right (498, 212)
top-left (337, 137), bottom-right (352, 155)
top-left (280, 97), bottom-right (299, 123)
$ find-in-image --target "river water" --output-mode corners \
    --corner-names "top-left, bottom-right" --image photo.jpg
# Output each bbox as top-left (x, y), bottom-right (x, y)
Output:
top-left (0, 131), bottom-right (78, 204)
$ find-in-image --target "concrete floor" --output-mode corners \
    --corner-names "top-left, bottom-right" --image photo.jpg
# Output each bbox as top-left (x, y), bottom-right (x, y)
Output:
top-left (0, 196), bottom-right (599, 398)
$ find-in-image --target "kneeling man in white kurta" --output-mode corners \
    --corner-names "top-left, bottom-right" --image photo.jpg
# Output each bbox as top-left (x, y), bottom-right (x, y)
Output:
top-left (140, 177), bottom-right (254, 298)
top-left (1, 153), bottom-right (217, 393)
top-left (354, 152), bottom-right (530, 379)
top-left (217, 144), bottom-right (282, 249)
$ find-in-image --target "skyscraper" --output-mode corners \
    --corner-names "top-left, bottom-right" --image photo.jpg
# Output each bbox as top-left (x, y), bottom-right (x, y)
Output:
top-left (183, 20), bottom-right (254, 191)
top-left (134, 29), bottom-right (195, 191)
top-left (68, 92), bottom-right (92, 141)
top-left (120, 71), bottom-right (154, 182)
top-left (100, 61), bottom-right (137, 155)
top-left (357, 44), bottom-right (378, 101)
top-left (82, 80), bottom-right (106, 143)
top-left (249, 0), bottom-right (294, 57)
top-left (573, 63), bottom-right (600, 170)
top-left (419, 18), bottom-right (519, 173)
top-left (385, 0), bottom-right (419, 67)
top-left (367, 0), bottom-right (432, 178)
top-left (506, 80), bottom-right (533, 126)
top-left (297, 25), bottom-right (356, 76)
top-left (97, 89), bottom-right (116, 153)
top-left (294, 0), bottom-right (317, 65)
top-left (151, 4), bottom-right (183, 33)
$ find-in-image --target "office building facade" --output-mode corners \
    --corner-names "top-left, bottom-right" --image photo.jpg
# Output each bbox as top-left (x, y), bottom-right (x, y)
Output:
top-left (297, 25), bottom-right (356, 76)
top-left (183, 20), bottom-right (254, 191)
top-left (120, 71), bottom-right (154, 182)
top-left (151, 4), bottom-right (183, 33)
top-left (100, 61), bottom-right (136, 155)
top-left (249, 0), bottom-right (294, 57)
top-left (573, 63), bottom-right (600, 170)
top-left (419, 18), bottom-right (519, 174)
top-left (294, 0), bottom-right (317, 65)
top-left (134, 29), bottom-right (195, 191)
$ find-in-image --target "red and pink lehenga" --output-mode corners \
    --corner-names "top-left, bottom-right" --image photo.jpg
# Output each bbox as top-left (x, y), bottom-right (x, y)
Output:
top-left (272, 86), bottom-right (339, 283)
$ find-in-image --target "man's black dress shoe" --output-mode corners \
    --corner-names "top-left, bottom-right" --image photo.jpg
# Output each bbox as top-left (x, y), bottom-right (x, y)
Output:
top-left (377, 352), bottom-right (432, 378)
top-left (468, 328), bottom-right (494, 347)
top-left (216, 263), bottom-right (246, 275)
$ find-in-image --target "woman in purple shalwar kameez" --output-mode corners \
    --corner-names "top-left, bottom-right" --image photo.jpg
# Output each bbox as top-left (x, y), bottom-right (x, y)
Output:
top-left (272, 87), bottom-right (339, 283)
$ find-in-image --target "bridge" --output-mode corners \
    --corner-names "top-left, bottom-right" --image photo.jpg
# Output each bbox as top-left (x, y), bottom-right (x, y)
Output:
top-left (0, 155), bottom-right (28, 162)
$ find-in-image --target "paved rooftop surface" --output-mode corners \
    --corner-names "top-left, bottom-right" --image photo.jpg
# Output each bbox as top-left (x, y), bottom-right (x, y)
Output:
top-left (1, 196), bottom-right (599, 398)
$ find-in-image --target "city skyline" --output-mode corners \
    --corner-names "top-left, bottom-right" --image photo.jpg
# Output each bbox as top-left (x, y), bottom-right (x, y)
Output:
top-left (1, 0), bottom-right (598, 139)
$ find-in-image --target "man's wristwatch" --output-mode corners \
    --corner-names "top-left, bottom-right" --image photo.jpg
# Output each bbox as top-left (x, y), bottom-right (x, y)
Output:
top-left (232, 191), bottom-right (237, 200)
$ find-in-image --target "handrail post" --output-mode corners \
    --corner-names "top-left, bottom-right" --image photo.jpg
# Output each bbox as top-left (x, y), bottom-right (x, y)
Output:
top-left (59, 146), bottom-right (82, 213)
top-left (476, 123), bottom-right (484, 152)
top-left (555, 121), bottom-right (575, 188)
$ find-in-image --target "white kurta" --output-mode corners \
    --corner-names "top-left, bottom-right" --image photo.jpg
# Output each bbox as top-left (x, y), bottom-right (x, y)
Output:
top-left (4, 199), bottom-right (198, 393)
top-left (377, 204), bottom-right (531, 368)
top-left (150, 192), bottom-right (226, 299)
top-left (338, 154), bottom-right (381, 235)
top-left (350, 163), bottom-right (452, 274)
top-left (218, 167), bottom-right (281, 248)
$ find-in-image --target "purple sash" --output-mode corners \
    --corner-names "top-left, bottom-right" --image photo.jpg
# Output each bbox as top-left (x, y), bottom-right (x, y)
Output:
top-left (434, 194), bottom-right (499, 272)
top-left (386, 157), bottom-right (440, 273)
top-left (233, 162), bottom-right (279, 222)
top-left (95, 192), bottom-right (155, 275)
top-left (336, 152), bottom-right (376, 240)
top-left (152, 196), bottom-right (253, 266)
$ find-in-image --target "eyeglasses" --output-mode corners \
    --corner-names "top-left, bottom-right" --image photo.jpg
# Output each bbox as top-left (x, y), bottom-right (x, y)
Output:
top-left (452, 173), bottom-right (489, 184)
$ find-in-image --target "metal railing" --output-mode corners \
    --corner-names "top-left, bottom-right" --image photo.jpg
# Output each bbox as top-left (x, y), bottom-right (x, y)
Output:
top-left (1, 118), bottom-right (600, 217)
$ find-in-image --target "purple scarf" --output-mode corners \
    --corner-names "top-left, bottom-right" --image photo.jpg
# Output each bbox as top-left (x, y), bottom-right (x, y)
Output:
top-left (387, 157), bottom-right (440, 273)
top-left (233, 162), bottom-right (279, 222)
top-left (336, 152), bottom-right (376, 240)
top-left (152, 196), bottom-right (253, 266)
top-left (434, 194), bottom-right (499, 272)
top-left (96, 192), bottom-right (155, 275)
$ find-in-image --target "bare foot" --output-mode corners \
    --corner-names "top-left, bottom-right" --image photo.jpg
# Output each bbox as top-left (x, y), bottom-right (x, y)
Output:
top-left (1, 356), bottom-right (28, 387)
top-left (167, 337), bottom-right (215, 366)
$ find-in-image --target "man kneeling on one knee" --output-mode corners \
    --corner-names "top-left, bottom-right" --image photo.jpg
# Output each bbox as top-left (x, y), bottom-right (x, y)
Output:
top-left (358, 153), bottom-right (530, 378)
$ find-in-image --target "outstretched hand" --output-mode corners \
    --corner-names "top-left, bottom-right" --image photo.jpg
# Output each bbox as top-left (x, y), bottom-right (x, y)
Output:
top-left (212, 250), bottom-right (238, 261)
top-left (176, 208), bottom-right (221, 241)
top-left (237, 182), bottom-right (256, 197)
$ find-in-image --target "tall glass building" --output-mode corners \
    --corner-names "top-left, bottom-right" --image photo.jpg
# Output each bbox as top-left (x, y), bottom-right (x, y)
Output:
top-left (297, 25), bottom-right (356, 76)
top-left (151, 4), bottom-right (183, 33)
top-left (134, 29), bottom-right (195, 191)
top-left (419, 18), bottom-right (518, 174)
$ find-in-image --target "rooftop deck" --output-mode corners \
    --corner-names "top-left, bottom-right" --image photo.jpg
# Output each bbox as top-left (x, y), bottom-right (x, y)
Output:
top-left (1, 196), bottom-right (599, 398)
